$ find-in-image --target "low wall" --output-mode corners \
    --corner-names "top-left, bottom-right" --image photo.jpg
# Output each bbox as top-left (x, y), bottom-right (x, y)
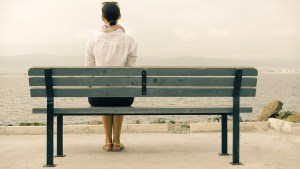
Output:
top-left (268, 118), bottom-right (300, 134)
top-left (0, 119), bottom-right (298, 135)
top-left (0, 122), bottom-right (267, 135)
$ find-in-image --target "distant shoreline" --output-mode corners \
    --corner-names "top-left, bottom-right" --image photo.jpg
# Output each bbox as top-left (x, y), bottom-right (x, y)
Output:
top-left (262, 72), bottom-right (300, 74)
top-left (1, 72), bottom-right (300, 76)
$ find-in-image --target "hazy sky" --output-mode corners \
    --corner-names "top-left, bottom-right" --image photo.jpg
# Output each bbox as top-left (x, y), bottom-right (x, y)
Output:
top-left (0, 0), bottom-right (299, 60)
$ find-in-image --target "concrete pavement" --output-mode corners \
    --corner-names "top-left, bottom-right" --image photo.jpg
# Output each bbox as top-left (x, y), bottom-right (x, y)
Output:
top-left (1, 131), bottom-right (300, 169)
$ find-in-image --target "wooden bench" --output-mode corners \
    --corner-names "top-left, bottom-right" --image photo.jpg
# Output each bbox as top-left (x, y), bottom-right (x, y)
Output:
top-left (28, 66), bottom-right (258, 167)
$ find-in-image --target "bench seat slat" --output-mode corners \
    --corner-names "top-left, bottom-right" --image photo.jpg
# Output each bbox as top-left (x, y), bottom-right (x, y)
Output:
top-left (28, 67), bottom-right (258, 76)
top-left (30, 87), bottom-right (256, 97)
top-left (32, 107), bottom-right (252, 115)
top-left (29, 77), bottom-right (257, 87)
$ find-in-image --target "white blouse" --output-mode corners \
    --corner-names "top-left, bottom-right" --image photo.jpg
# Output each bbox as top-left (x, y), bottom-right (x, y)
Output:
top-left (85, 29), bottom-right (137, 67)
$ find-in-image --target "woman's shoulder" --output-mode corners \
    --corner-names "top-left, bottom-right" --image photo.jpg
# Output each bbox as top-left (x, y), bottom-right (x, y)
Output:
top-left (123, 33), bottom-right (136, 43)
top-left (87, 30), bottom-right (103, 42)
top-left (110, 29), bottom-right (137, 45)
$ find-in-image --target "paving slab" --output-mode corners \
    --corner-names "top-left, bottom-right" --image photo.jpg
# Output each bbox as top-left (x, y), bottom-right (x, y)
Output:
top-left (0, 132), bottom-right (299, 169)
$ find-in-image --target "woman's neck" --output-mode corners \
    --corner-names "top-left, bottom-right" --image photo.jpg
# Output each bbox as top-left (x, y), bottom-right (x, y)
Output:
top-left (100, 24), bottom-right (125, 33)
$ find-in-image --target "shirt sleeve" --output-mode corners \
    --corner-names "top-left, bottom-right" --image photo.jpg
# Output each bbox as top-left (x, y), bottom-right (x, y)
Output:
top-left (84, 37), bottom-right (95, 67)
top-left (125, 40), bottom-right (137, 67)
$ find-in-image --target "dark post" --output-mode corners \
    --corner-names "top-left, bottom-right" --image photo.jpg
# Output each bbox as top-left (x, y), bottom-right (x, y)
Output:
top-left (56, 115), bottom-right (65, 157)
top-left (231, 69), bottom-right (243, 165)
top-left (219, 114), bottom-right (229, 156)
top-left (44, 68), bottom-right (56, 167)
top-left (141, 70), bottom-right (147, 95)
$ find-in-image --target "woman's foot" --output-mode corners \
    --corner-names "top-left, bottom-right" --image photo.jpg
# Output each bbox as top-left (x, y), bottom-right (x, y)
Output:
top-left (112, 139), bottom-right (124, 151)
top-left (103, 143), bottom-right (113, 152)
top-left (112, 142), bottom-right (125, 152)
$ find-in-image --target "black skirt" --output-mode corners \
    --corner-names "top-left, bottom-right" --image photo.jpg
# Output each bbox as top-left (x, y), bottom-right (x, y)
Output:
top-left (88, 97), bottom-right (134, 107)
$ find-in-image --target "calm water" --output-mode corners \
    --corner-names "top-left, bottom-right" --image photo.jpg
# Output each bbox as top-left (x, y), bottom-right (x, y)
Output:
top-left (0, 73), bottom-right (299, 125)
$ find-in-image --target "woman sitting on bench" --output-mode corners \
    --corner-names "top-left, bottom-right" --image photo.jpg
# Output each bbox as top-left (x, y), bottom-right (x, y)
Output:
top-left (85, 1), bottom-right (138, 152)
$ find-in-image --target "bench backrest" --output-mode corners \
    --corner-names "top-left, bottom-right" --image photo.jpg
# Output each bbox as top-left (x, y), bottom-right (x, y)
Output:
top-left (28, 67), bottom-right (257, 98)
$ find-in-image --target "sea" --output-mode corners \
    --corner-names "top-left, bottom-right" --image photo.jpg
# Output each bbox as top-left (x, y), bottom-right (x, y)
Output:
top-left (0, 73), bottom-right (299, 126)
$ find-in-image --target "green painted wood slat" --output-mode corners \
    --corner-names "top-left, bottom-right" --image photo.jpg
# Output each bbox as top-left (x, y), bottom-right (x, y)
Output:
top-left (32, 107), bottom-right (252, 115)
top-left (29, 77), bottom-right (257, 87)
top-left (30, 87), bottom-right (256, 97)
top-left (28, 67), bottom-right (258, 76)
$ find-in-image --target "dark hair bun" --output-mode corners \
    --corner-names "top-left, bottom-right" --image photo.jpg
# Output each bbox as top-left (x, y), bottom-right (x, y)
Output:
top-left (109, 20), bottom-right (117, 26)
top-left (102, 3), bottom-right (120, 26)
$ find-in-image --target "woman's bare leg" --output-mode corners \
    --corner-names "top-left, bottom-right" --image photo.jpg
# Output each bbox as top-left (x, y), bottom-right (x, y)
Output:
top-left (102, 115), bottom-right (113, 144)
top-left (112, 115), bottom-right (124, 144)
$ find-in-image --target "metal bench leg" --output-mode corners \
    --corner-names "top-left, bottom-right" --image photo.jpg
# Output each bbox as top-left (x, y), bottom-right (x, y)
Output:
top-left (231, 109), bottom-right (242, 165)
top-left (231, 69), bottom-right (243, 165)
top-left (44, 101), bottom-right (56, 167)
top-left (56, 115), bottom-right (65, 157)
top-left (219, 114), bottom-right (229, 156)
top-left (44, 68), bottom-right (56, 167)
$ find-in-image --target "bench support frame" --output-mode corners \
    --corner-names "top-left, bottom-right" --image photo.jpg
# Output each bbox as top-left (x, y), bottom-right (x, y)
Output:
top-left (141, 70), bottom-right (147, 95)
top-left (44, 69), bottom-right (56, 167)
top-left (231, 69), bottom-right (243, 165)
top-left (28, 67), bottom-right (257, 167)
top-left (56, 115), bottom-right (65, 157)
top-left (219, 114), bottom-right (229, 156)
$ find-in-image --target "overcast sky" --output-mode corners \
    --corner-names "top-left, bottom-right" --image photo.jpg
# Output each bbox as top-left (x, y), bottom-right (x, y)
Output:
top-left (0, 0), bottom-right (299, 60)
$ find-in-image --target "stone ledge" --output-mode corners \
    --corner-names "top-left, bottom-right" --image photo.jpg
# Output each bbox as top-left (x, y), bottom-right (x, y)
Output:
top-left (190, 121), bottom-right (269, 133)
top-left (268, 118), bottom-right (300, 134)
top-left (0, 124), bottom-right (169, 135)
top-left (0, 122), bottom-right (271, 135)
top-left (125, 124), bottom-right (168, 133)
top-left (1, 120), bottom-right (298, 135)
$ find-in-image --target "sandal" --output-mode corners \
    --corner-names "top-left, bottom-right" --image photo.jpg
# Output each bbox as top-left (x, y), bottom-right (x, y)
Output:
top-left (102, 143), bottom-right (113, 152)
top-left (112, 143), bottom-right (125, 152)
